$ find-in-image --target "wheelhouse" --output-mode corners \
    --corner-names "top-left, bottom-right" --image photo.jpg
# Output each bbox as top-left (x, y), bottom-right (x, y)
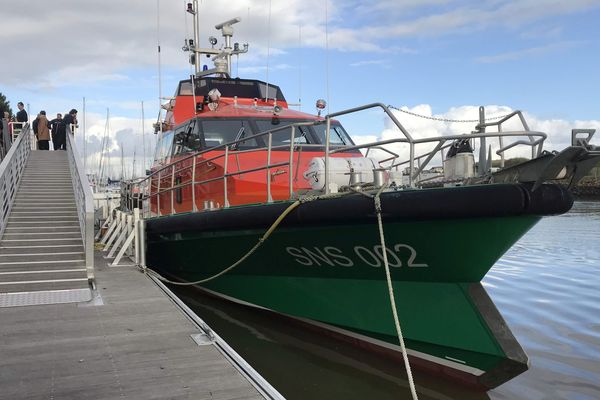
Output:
top-left (153, 117), bottom-right (355, 165)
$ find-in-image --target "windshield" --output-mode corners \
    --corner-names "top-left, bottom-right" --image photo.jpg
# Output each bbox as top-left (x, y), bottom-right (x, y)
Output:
top-left (154, 130), bottom-right (174, 163)
top-left (311, 122), bottom-right (352, 145)
top-left (254, 119), bottom-right (353, 147)
top-left (201, 120), bottom-right (257, 149)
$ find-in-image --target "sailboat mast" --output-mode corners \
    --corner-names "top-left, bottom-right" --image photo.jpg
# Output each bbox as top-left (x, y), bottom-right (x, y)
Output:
top-left (83, 96), bottom-right (86, 173)
top-left (120, 144), bottom-right (124, 180)
top-left (141, 101), bottom-right (146, 173)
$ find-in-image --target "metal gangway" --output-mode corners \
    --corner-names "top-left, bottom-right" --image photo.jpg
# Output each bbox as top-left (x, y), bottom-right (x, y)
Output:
top-left (0, 121), bottom-right (94, 307)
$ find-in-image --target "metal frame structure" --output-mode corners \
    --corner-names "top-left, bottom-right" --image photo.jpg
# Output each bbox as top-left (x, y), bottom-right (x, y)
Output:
top-left (0, 124), bottom-right (31, 239)
top-left (66, 126), bottom-right (95, 284)
top-left (133, 103), bottom-right (551, 218)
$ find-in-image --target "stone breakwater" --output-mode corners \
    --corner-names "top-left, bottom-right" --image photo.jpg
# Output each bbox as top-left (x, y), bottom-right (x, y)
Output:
top-left (564, 177), bottom-right (600, 199)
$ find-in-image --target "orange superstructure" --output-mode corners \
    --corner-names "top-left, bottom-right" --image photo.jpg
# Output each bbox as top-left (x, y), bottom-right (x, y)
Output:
top-left (148, 77), bottom-right (361, 216)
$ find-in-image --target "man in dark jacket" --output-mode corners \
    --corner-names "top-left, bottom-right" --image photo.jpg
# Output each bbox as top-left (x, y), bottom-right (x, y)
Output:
top-left (63, 109), bottom-right (78, 128)
top-left (60, 108), bottom-right (77, 150)
top-left (49, 113), bottom-right (63, 150)
top-left (16, 102), bottom-right (28, 123)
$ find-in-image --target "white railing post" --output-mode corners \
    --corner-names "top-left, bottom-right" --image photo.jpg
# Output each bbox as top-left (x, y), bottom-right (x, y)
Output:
top-left (324, 117), bottom-right (331, 195)
top-left (267, 133), bottom-right (272, 202)
top-left (191, 156), bottom-right (197, 212)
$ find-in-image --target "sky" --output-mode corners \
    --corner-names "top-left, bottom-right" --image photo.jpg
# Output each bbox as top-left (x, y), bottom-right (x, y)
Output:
top-left (1, 0), bottom-right (600, 178)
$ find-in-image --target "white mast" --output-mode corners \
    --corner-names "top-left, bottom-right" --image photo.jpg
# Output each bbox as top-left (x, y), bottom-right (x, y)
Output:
top-left (141, 101), bottom-right (146, 172)
top-left (83, 96), bottom-right (86, 173)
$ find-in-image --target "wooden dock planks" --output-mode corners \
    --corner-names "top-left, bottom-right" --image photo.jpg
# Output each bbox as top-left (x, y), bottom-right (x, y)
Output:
top-left (0, 250), bottom-right (265, 400)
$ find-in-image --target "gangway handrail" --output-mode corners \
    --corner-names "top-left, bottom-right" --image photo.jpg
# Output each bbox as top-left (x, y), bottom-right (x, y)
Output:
top-left (66, 125), bottom-right (95, 284)
top-left (0, 123), bottom-right (31, 239)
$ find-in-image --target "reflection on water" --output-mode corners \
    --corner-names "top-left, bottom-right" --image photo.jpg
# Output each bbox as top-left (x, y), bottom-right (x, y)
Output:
top-left (485, 202), bottom-right (600, 400)
top-left (171, 202), bottom-right (600, 400)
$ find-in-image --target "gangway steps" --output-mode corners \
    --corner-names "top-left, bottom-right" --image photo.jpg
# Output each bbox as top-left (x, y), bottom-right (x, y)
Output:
top-left (0, 151), bottom-right (91, 306)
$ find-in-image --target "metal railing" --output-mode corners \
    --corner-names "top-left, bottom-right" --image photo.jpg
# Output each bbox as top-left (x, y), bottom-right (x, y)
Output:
top-left (133, 103), bottom-right (549, 217)
top-left (324, 104), bottom-right (546, 191)
top-left (135, 120), bottom-right (320, 218)
top-left (0, 123), bottom-right (31, 239)
top-left (66, 125), bottom-right (95, 284)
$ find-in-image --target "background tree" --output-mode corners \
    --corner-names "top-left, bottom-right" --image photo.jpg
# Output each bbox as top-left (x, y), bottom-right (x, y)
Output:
top-left (0, 92), bottom-right (13, 118)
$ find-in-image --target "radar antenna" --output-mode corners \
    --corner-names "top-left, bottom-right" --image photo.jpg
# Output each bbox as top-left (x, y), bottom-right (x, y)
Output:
top-left (182, 1), bottom-right (248, 78)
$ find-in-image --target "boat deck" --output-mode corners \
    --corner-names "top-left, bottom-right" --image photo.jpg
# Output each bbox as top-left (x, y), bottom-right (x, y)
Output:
top-left (0, 250), bottom-right (265, 400)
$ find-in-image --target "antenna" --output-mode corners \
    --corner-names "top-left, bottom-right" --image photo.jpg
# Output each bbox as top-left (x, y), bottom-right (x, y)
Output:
top-left (265, 0), bottom-right (272, 101)
top-left (157, 0), bottom-right (163, 125)
top-left (185, 0), bottom-right (202, 75)
top-left (298, 24), bottom-right (302, 110)
top-left (324, 1), bottom-right (330, 114)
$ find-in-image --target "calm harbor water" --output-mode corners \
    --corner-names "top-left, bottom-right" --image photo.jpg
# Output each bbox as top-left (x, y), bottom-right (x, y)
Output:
top-left (171, 201), bottom-right (600, 400)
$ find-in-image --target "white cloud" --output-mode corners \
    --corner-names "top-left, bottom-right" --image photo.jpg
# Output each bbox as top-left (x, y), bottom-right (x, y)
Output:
top-left (74, 112), bottom-right (157, 178)
top-left (2, 0), bottom-right (598, 91)
top-left (351, 104), bottom-right (600, 170)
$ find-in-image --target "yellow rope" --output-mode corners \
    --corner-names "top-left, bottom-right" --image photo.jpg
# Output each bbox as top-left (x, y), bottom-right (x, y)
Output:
top-left (143, 199), bottom-right (302, 285)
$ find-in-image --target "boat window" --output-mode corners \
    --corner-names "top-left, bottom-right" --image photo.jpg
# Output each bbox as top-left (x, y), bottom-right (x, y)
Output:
top-left (154, 130), bottom-right (175, 162)
top-left (254, 120), bottom-right (311, 147)
top-left (200, 120), bottom-right (258, 149)
top-left (173, 120), bottom-right (202, 155)
top-left (257, 82), bottom-right (282, 100)
top-left (178, 81), bottom-right (193, 95)
top-left (312, 122), bottom-right (353, 146)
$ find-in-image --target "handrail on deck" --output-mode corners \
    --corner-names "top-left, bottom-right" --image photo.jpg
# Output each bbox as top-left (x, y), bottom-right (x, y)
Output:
top-left (133, 102), bottom-right (550, 217)
top-left (135, 119), bottom-right (321, 217)
top-left (66, 125), bottom-right (95, 284)
top-left (324, 104), bottom-right (546, 189)
top-left (0, 123), bottom-right (31, 239)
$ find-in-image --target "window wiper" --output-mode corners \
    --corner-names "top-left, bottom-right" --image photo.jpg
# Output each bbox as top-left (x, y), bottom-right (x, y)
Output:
top-left (231, 126), bottom-right (245, 150)
top-left (234, 126), bottom-right (245, 141)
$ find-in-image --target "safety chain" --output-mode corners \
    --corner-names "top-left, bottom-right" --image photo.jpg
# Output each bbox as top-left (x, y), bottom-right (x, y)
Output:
top-left (388, 105), bottom-right (509, 123)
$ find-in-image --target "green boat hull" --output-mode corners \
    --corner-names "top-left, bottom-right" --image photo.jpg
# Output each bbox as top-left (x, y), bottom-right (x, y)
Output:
top-left (147, 212), bottom-right (538, 388)
top-left (146, 183), bottom-right (573, 388)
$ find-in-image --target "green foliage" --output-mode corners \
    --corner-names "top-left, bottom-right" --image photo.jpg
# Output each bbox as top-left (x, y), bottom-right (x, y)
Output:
top-left (0, 92), bottom-right (12, 117)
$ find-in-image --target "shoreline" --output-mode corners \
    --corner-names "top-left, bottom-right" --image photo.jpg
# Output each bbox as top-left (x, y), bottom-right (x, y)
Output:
top-left (565, 177), bottom-right (600, 200)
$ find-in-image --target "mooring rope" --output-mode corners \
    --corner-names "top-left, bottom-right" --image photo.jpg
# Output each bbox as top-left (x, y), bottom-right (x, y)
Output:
top-left (373, 186), bottom-right (419, 400)
top-left (141, 193), bottom-right (334, 285)
top-left (142, 199), bottom-right (302, 285)
top-left (350, 185), bottom-right (419, 399)
top-left (141, 187), bottom-right (419, 398)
